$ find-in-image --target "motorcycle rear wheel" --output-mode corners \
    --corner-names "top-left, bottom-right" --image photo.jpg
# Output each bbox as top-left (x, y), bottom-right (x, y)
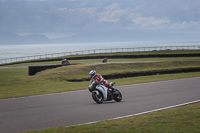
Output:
top-left (113, 89), bottom-right (122, 102)
top-left (92, 91), bottom-right (103, 104)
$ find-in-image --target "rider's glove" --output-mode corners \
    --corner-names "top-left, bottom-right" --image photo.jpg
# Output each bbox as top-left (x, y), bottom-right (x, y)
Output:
top-left (109, 82), bottom-right (115, 87)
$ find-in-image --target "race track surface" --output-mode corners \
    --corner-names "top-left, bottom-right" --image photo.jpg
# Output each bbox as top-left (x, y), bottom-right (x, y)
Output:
top-left (0, 77), bottom-right (200, 133)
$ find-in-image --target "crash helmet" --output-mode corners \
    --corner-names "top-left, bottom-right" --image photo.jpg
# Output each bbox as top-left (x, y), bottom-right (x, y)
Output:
top-left (89, 70), bottom-right (96, 78)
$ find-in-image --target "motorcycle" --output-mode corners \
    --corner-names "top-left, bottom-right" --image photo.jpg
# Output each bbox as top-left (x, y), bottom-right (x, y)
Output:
top-left (62, 58), bottom-right (70, 65)
top-left (88, 81), bottom-right (122, 104)
top-left (102, 57), bottom-right (107, 63)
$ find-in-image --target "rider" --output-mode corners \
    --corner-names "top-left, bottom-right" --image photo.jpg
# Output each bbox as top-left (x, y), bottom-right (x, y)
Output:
top-left (89, 70), bottom-right (114, 90)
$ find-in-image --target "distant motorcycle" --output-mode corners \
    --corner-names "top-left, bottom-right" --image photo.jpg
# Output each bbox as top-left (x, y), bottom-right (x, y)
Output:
top-left (62, 58), bottom-right (70, 65)
top-left (88, 81), bottom-right (122, 104)
top-left (102, 57), bottom-right (107, 63)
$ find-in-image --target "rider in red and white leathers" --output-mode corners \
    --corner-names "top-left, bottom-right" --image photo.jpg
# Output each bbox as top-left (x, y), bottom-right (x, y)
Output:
top-left (89, 70), bottom-right (114, 91)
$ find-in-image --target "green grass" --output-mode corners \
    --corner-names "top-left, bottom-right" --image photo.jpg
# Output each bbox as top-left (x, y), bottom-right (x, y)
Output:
top-left (1, 57), bottom-right (200, 67)
top-left (1, 49), bottom-right (200, 99)
top-left (1, 50), bottom-right (200, 133)
top-left (0, 67), bottom-right (89, 99)
top-left (26, 102), bottom-right (200, 133)
top-left (29, 60), bottom-right (200, 81)
top-left (1, 59), bottom-right (200, 99)
top-left (0, 62), bottom-right (200, 99)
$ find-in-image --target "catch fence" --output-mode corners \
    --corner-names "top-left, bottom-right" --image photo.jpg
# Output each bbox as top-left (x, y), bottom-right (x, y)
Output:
top-left (1, 45), bottom-right (200, 64)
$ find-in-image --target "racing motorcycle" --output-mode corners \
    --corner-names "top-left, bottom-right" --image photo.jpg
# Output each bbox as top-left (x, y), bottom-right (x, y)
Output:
top-left (88, 81), bottom-right (122, 104)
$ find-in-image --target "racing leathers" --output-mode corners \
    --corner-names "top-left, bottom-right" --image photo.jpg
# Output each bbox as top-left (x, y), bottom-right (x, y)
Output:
top-left (90, 74), bottom-right (110, 88)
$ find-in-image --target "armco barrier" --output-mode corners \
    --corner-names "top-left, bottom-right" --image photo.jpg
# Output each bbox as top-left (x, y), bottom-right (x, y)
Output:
top-left (15, 53), bottom-right (200, 66)
top-left (1, 52), bottom-right (200, 66)
top-left (25, 53), bottom-right (200, 62)
top-left (29, 64), bottom-right (62, 76)
top-left (1, 45), bottom-right (200, 64)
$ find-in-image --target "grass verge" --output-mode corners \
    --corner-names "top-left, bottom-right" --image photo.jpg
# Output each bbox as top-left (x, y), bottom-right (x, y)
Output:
top-left (0, 67), bottom-right (200, 99)
top-left (0, 50), bottom-right (200, 133)
top-left (1, 60), bottom-right (200, 99)
top-left (1, 57), bottom-right (200, 67)
top-left (29, 60), bottom-right (200, 81)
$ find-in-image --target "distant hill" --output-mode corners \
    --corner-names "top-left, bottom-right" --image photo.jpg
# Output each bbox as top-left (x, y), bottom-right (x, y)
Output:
top-left (0, 31), bottom-right (199, 44)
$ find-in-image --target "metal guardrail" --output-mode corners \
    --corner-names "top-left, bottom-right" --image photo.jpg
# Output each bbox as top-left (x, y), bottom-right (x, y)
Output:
top-left (1, 45), bottom-right (200, 64)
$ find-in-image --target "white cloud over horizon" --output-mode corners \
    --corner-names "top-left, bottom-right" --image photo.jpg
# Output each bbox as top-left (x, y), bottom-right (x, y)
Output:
top-left (0, 0), bottom-right (200, 42)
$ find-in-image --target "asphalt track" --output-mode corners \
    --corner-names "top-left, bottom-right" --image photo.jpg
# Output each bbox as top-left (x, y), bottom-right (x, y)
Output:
top-left (0, 77), bottom-right (200, 133)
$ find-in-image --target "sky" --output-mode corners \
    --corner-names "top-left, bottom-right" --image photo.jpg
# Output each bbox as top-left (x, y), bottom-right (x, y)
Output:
top-left (0, 0), bottom-right (200, 44)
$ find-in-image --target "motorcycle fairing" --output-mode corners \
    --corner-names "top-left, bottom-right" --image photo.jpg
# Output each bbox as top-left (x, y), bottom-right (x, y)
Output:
top-left (96, 84), bottom-right (108, 100)
top-left (113, 90), bottom-right (120, 95)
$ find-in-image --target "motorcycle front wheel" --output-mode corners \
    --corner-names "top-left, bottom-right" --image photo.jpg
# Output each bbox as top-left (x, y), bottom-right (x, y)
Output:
top-left (113, 89), bottom-right (122, 102)
top-left (92, 91), bottom-right (103, 104)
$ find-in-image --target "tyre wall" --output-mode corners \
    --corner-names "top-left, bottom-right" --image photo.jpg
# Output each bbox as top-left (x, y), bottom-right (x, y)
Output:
top-left (67, 67), bottom-right (200, 82)
top-left (29, 64), bottom-right (62, 76)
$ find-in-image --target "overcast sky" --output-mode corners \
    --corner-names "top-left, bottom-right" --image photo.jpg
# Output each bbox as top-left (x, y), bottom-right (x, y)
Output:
top-left (0, 0), bottom-right (200, 42)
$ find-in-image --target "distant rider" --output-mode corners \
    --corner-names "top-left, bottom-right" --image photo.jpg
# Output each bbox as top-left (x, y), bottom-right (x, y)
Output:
top-left (62, 58), bottom-right (69, 65)
top-left (89, 70), bottom-right (114, 91)
top-left (102, 57), bottom-right (107, 63)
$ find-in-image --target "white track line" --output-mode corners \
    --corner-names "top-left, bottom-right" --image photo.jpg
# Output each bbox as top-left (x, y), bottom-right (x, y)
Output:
top-left (71, 99), bottom-right (200, 127)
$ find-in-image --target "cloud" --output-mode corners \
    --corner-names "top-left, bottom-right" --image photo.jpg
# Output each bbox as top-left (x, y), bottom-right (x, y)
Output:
top-left (98, 9), bottom-right (126, 23)
top-left (51, 7), bottom-right (97, 31)
top-left (129, 14), bottom-right (170, 27)
top-left (0, 0), bottom-right (200, 42)
top-left (105, 2), bottom-right (121, 10)
top-left (97, 8), bottom-right (170, 31)
top-left (168, 21), bottom-right (200, 34)
top-left (16, 32), bottom-right (78, 39)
